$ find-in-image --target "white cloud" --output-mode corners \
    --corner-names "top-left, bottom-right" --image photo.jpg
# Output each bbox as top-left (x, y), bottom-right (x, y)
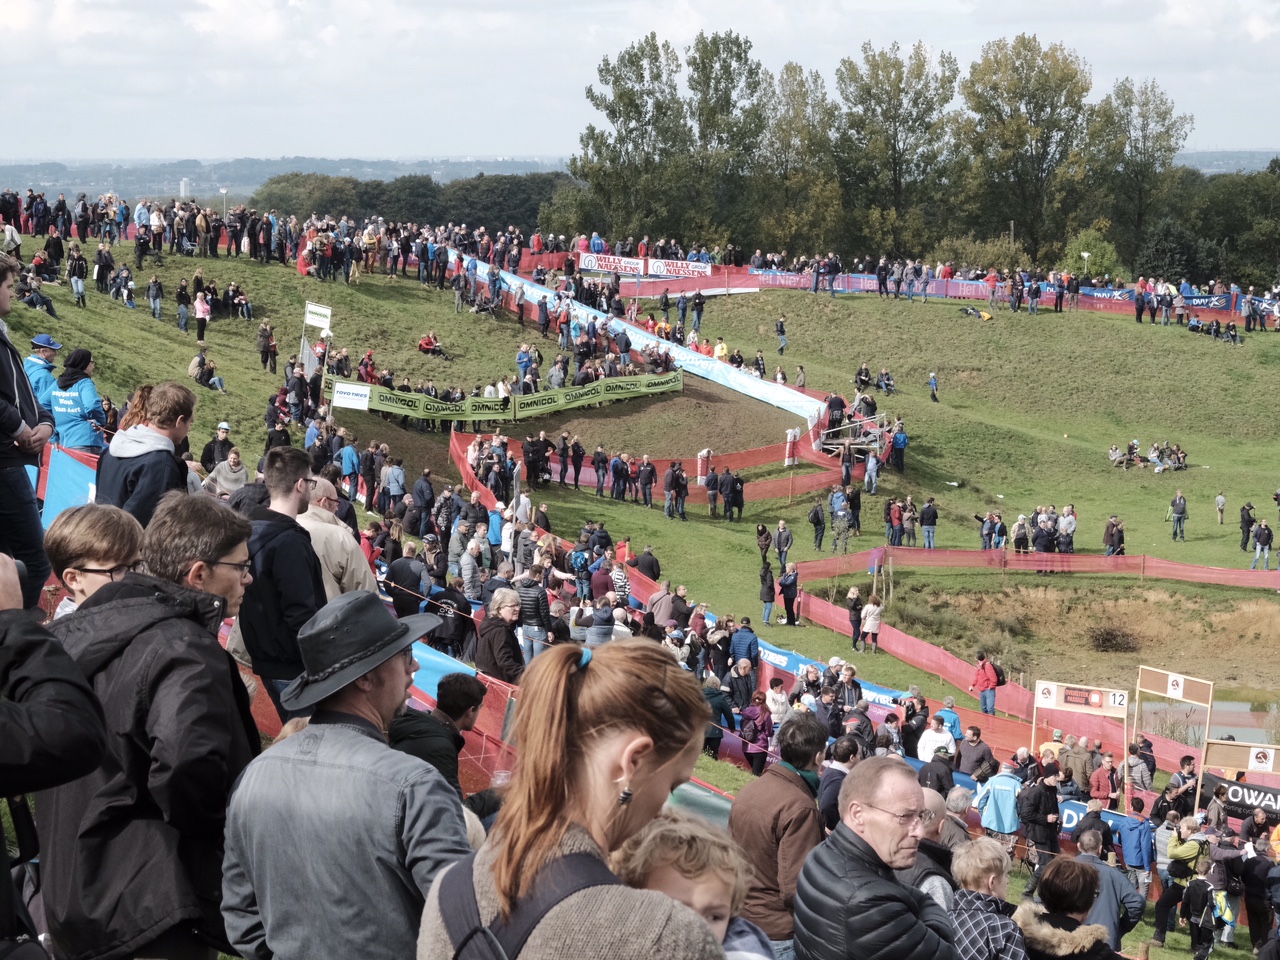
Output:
top-left (3, 0), bottom-right (1276, 157)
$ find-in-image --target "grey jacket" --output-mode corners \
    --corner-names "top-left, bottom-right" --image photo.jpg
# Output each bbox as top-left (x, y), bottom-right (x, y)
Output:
top-left (222, 712), bottom-right (471, 960)
top-left (1077, 853), bottom-right (1144, 949)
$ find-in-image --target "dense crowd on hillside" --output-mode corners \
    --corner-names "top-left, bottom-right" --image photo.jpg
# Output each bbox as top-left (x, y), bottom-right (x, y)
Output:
top-left (8, 181), bottom-right (1280, 960)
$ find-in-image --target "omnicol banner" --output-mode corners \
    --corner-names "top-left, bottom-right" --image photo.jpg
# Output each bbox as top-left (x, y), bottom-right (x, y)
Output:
top-left (1201, 770), bottom-right (1280, 826)
top-left (326, 371), bottom-right (682, 423)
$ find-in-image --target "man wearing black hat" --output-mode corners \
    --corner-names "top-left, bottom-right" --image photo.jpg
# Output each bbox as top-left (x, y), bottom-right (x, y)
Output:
top-left (222, 591), bottom-right (471, 960)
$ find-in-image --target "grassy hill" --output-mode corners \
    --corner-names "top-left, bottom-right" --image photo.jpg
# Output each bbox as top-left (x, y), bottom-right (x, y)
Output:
top-left (13, 243), bottom-right (1280, 712)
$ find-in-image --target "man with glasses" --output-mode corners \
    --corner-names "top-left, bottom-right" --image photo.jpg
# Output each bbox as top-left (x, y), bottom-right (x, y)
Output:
top-left (43, 503), bottom-right (145, 616)
top-left (794, 755), bottom-right (961, 960)
top-left (233, 445), bottom-right (327, 722)
top-left (38, 491), bottom-right (261, 960)
top-left (295, 476), bottom-right (377, 601)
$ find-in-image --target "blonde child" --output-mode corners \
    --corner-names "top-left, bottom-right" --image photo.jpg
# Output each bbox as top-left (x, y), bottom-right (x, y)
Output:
top-left (612, 808), bottom-right (774, 959)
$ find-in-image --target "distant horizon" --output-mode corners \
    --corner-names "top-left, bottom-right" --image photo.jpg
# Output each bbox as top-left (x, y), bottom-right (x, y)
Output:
top-left (0, 155), bottom-right (571, 166)
top-left (2, 149), bottom-right (1279, 162)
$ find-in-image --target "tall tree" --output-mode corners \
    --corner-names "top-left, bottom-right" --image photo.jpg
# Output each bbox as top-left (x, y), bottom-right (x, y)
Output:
top-left (682, 31), bottom-right (769, 240)
top-left (1095, 78), bottom-right (1193, 267)
top-left (835, 40), bottom-right (959, 256)
top-left (752, 63), bottom-right (840, 256)
top-left (958, 34), bottom-right (1092, 264)
top-left (569, 33), bottom-right (691, 240)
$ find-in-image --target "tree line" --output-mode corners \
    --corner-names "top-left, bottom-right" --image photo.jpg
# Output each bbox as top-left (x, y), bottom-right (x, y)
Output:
top-left (536, 31), bottom-right (1280, 288)
top-left (249, 171), bottom-right (572, 236)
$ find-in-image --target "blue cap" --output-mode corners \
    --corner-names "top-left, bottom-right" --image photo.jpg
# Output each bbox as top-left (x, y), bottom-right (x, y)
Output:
top-left (31, 334), bottom-right (62, 350)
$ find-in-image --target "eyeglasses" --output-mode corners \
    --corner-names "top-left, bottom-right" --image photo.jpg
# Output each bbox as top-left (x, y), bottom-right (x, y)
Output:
top-left (861, 802), bottom-right (936, 826)
top-left (302, 478), bottom-right (317, 489)
top-left (77, 560), bottom-right (144, 580)
top-left (209, 559), bottom-right (253, 578)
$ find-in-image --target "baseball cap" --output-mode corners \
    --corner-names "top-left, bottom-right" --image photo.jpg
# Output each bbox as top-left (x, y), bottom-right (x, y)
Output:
top-left (1053, 729), bottom-right (1063, 739)
top-left (934, 745), bottom-right (953, 757)
top-left (31, 334), bottom-right (62, 350)
top-left (424, 534), bottom-right (439, 544)
top-left (828, 656), bottom-right (845, 668)
top-left (664, 619), bottom-right (679, 628)
top-left (218, 422), bottom-right (231, 431)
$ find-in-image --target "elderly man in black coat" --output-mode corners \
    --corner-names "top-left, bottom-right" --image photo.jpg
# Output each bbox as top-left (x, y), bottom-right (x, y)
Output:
top-left (793, 755), bottom-right (961, 960)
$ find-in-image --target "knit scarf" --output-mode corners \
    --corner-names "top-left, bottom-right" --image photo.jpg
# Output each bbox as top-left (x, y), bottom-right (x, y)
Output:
top-left (780, 761), bottom-right (821, 796)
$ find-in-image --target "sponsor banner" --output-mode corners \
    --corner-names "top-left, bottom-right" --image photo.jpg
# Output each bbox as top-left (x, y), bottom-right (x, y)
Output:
top-left (511, 370), bottom-right (684, 420)
top-left (1201, 770), bottom-right (1280, 826)
top-left (648, 258), bottom-right (712, 278)
top-left (1079, 287), bottom-right (1135, 301)
top-left (304, 300), bottom-right (332, 329)
top-left (330, 380), bottom-right (371, 411)
top-left (1034, 680), bottom-right (1128, 718)
top-left (578, 252), bottom-right (645, 275)
top-left (757, 639), bottom-right (906, 708)
top-left (1186, 294), bottom-right (1230, 310)
top-left (330, 372), bottom-right (682, 422)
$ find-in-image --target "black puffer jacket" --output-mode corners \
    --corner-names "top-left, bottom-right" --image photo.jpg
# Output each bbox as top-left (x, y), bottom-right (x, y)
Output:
top-left (37, 575), bottom-right (260, 960)
top-left (514, 574), bottom-right (553, 632)
top-left (1018, 779), bottom-right (1062, 846)
top-left (475, 614), bottom-right (523, 684)
top-left (0, 611), bottom-right (106, 941)
top-left (794, 824), bottom-right (961, 960)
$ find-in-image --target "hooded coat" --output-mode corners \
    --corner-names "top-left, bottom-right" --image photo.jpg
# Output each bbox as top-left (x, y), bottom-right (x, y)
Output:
top-left (1012, 902), bottom-right (1123, 960)
top-left (36, 575), bottom-right (259, 960)
top-left (95, 424), bottom-right (187, 526)
top-left (50, 361), bottom-right (106, 449)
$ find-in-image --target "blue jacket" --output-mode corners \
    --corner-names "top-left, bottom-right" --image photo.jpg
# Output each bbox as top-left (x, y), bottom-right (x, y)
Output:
top-left (340, 445), bottom-right (359, 476)
top-left (23, 354), bottom-right (57, 410)
top-left (1079, 852), bottom-right (1145, 948)
top-left (976, 772), bottom-right (1022, 835)
top-left (729, 627), bottom-right (759, 667)
top-left (1118, 816), bottom-right (1154, 870)
top-left (49, 375), bottom-right (106, 449)
top-left (387, 465), bottom-right (406, 496)
top-left (893, 430), bottom-right (909, 450)
top-left (590, 234), bottom-right (605, 254)
top-left (487, 509), bottom-right (503, 547)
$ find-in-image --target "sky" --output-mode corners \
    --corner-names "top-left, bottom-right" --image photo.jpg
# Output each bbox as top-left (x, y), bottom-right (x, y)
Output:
top-left (9, 0), bottom-right (1280, 161)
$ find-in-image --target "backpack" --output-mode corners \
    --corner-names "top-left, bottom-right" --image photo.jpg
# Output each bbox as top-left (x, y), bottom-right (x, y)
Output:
top-left (517, 533), bottom-right (536, 570)
top-left (992, 663), bottom-right (1007, 687)
top-left (740, 715), bottom-right (759, 744)
top-left (569, 549), bottom-right (590, 576)
top-left (684, 634), bottom-right (703, 671)
top-left (439, 852), bottom-right (620, 959)
top-left (1168, 839), bottom-right (1208, 879)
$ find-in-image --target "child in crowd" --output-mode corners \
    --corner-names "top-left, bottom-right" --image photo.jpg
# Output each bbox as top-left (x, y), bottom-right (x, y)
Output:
top-left (612, 808), bottom-right (775, 959)
top-left (1179, 858), bottom-right (1217, 960)
top-left (43, 504), bottom-right (144, 617)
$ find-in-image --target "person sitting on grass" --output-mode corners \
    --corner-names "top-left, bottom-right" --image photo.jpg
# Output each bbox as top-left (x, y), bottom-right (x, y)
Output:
top-left (613, 807), bottom-right (775, 959)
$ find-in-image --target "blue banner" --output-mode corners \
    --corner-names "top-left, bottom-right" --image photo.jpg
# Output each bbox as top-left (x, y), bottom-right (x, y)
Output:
top-left (41, 446), bottom-right (97, 529)
top-left (409, 640), bottom-right (476, 702)
top-left (757, 638), bottom-right (908, 708)
top-left (1080, 287), bottom-right (1135, 301)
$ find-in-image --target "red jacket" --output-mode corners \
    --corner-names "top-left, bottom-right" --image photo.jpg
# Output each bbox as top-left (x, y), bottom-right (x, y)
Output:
top-left (972, 660), bottom-right (998, 692)
top-left (1089, 764), bottom-right (1118, 802)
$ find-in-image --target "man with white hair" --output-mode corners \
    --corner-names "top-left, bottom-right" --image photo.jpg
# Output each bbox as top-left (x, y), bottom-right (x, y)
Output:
top-left (296, 476), bottom-right (378, 601)
top-left (794, 756), bottom-right (960, 960)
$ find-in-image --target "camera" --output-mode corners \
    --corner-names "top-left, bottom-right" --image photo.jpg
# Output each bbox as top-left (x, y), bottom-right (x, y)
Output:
top-left (889, 696), bottom-right (902, 706)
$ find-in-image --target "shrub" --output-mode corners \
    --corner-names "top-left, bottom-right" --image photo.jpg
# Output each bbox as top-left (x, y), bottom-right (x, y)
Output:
top-left (1086, 624), bottom-right (1140, 653)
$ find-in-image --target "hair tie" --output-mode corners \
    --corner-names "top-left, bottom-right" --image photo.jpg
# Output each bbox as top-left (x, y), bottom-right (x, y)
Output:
top-left (578, 647), bottom-right (593, 669)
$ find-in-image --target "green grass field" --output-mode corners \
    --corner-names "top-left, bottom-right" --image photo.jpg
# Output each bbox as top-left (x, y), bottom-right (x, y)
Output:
top-left (15, 240), bottom-right (1280, 793)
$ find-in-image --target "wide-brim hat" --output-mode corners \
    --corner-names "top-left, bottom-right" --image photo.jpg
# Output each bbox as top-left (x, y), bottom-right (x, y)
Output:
top-left (280, 591), bottom-right (441, 710)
